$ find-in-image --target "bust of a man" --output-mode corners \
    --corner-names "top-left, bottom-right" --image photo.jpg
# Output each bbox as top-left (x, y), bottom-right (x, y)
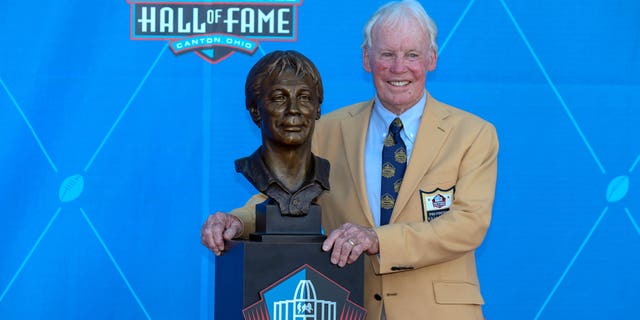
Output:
top-left (235, 50), bottom-right (330, 216)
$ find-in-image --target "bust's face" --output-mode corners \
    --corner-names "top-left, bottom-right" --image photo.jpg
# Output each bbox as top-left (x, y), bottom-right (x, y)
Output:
top-left (255, 68), bottom-right (320, 147)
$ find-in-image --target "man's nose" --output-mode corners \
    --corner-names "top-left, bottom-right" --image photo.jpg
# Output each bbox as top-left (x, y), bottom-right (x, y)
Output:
top-left (390, 57), bottom-right (406, 73)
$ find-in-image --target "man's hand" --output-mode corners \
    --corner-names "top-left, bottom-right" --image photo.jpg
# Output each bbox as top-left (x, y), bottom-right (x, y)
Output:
top-left (322, 223), bottom-right (379, 267)
top-left (200, 212), bottom-right (243, 256)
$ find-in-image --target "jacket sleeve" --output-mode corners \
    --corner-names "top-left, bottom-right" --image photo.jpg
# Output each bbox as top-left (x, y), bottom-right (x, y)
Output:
top-left (228, 193), bottom-right (267, 239)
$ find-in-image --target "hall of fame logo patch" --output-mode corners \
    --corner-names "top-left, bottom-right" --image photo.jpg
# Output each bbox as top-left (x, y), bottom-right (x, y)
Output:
top-left (420, 187), bottom-right (454, 222)
top-left (127, 0), bottom-right (302, 63)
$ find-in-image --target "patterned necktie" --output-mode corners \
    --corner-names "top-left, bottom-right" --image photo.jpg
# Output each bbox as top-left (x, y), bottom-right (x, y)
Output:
top-left (380, 117), bottom-right (407, 225)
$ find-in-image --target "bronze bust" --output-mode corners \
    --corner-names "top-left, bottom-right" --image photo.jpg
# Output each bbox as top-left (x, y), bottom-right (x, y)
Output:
top-left (235, 50), bottom-right (330, 216)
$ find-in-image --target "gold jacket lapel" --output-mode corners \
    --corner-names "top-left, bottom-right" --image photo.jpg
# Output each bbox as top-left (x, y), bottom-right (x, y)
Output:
top-left (340, 101), bottom-right (375, 226)
top-left (392, 94), bottom-right (452, 221)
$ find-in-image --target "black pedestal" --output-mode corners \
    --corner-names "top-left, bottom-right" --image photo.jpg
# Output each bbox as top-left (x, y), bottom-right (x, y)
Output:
top-left (254, 202), bottom-right (323, 234)
top-left (214, 201), bottom-right (365, 319)
top-left (214, 240), bottom-right (365, 320)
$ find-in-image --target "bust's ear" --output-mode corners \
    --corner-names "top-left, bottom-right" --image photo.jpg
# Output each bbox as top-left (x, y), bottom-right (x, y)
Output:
top-left (316, 106), bottom-right (321, 120)
top-left (248, 104), bottom-right (261, 127)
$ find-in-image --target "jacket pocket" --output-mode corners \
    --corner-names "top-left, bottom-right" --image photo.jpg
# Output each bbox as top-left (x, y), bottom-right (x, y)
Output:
top-left (433, 280), bottom-right (485, 305)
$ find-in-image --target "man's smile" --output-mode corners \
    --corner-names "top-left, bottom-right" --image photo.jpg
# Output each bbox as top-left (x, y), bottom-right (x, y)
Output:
top-left (388, 80), bottom-right (411, 87)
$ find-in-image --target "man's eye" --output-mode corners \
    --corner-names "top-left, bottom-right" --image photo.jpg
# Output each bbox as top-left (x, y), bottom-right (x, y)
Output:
top-left (298, 94), bottom-right (311, 101)
top-left (271, 95), bottom-right (286, 101)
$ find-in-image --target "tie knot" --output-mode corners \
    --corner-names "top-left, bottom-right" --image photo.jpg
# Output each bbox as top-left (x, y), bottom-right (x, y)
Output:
top-left (390, 118), bottom-right (403, 135)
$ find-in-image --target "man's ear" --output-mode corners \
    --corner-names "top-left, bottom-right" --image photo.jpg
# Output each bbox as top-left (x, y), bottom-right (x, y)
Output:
top-left (248, 104), bottom-right (261, 127)
top-left (362, 47), bottom-right (372, 72)
top-left (427, 48), bottom-right (438, 72)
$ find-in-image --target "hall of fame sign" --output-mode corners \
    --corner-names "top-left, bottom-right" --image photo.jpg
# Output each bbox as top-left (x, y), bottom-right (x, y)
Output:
top-left (128, 0), bottom-right (302, 63)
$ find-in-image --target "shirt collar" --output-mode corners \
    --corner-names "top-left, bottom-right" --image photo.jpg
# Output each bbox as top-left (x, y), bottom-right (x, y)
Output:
top-left (372, 91), bottom-right (427, 144)
top-left (238, 148), bottom-right (330, 193)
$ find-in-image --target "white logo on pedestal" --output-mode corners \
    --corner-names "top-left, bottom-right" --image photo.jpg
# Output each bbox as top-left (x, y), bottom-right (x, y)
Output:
top-left (273, 280), bottom-right (336, 320)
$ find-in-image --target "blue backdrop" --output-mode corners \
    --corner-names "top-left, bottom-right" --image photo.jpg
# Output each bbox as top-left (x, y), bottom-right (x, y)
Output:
top-left (1, 0), bottom-right (638, 319)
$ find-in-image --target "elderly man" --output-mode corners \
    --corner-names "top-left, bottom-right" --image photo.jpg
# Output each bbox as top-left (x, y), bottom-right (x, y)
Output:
top-left (202, 1), bottom-right (498, 319)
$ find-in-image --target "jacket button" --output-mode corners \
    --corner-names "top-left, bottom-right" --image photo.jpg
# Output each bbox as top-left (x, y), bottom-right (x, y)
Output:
top-left (374, 294), bottom-right (382, 301)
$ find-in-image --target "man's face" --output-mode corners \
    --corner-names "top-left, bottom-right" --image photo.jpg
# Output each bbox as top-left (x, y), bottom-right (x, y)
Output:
top-left (253, 69), bottom-right (320, 147)
top-left (363, 19), bottom-right (437, 115)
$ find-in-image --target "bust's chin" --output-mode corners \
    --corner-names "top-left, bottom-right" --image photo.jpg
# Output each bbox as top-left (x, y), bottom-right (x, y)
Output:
top-left (274, 133), bottom-right (310, 147)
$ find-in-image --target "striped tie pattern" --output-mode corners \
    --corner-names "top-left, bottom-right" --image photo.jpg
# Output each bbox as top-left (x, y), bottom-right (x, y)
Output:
top-left (380, 118), bottom-right (407, 225)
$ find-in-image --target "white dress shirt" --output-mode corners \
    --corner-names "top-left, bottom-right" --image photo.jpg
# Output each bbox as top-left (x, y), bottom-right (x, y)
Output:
top-left (364, 92), bottom-right (427, 226)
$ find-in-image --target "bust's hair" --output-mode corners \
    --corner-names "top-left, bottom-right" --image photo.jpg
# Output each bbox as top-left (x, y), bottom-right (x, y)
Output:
top-left (245, 50), bottom-right (324, 113)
